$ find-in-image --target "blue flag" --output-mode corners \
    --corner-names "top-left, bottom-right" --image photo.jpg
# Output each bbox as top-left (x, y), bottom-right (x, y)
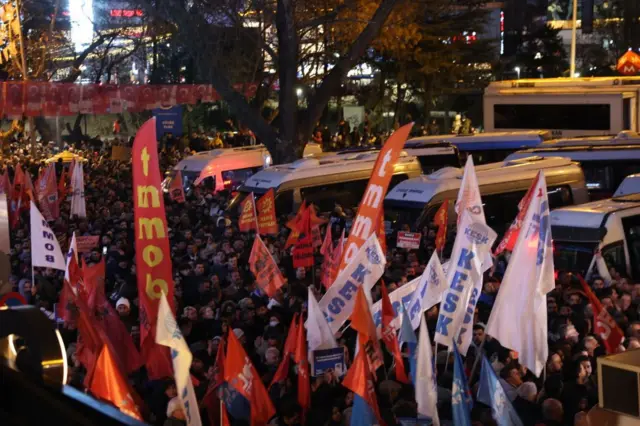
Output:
top-left (452, 342), bottom-right (473, 426)
top-left (477, 355), bottom-right (524, 426)
top-left (351, 394), bottom-right (381, 426)
top-left (399, 305), bottom-right (418, 383)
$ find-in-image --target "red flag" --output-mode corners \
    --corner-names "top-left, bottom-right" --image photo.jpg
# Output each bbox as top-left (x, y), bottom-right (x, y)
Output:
top-left (249, 235), bottom-right (286, 298)
top-left (494, 175), bottom-right (539, 255)
top-left (169, 170), bottom-right (185, 203)
top-left (320, 225), bottom-right (333, 258)
top-left (578, 275), bottom-right (624, 353)
top-left (324, 230), bottom-right (345, 289)
top-left (309, 205), bottom-right (325, 248)
top-left (238, 193), bottom-right (258, 232)
top-left (58, 167), bottom-right (68, 200)
top-left (204, 337), bottom-right (226, 426)
top-left (380, 282), bottom-right (409, 384)
top-left (342, 346), bottom-right (384, 426)
top-left (434, 200), bottom-right (449, 252)
top-left (294, 315), bottom-right (311, 413)
top-left (339, 123), bottom-right (413, 273)
top-left (89, 344), bottom-right (143, 420)
top-left (349, 286), bottom-right (384, 371)
top-left (224, 329), bottom-right (276, 425)
top-left (256, 189), bottom-right (278, 235)
top-left (37, 164), bottom-right (60, 221)
top-left (0, 169), bottom-right (11, 195)
top-left (285, 201), bottom-right (308, 248)
top-left (132, 119), bottom-right (174, 380)
top-left (292, 234), bottom-right (314, 269)
top-left (9, 164), bottom-right (28, 227)
top-left (85, 259), bottom-right (143, 374)
top-left (269, 313), bottom-right (298, 389)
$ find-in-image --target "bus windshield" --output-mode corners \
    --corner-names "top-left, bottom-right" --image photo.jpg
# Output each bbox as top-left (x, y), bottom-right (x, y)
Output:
top-left (552, 240), bottom-right (598, 276)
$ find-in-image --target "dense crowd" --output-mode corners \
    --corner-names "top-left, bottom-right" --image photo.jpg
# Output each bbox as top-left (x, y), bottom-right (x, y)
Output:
top-left (3, 135), bottom-right (638, 426)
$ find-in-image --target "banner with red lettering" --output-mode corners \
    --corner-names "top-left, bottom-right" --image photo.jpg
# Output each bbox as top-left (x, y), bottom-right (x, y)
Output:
top-left (257, 189), bottom-right (278, 235)
top-left (293, 234), bottom-right (314, 268)
top-left (249, 235), bottom-right (285, 297)
top-left (238, 193), bottom-right (258, 232)
top-left (132, 117), bottom-right (174, 380)
top-left (338, 123), bottom-right (413, 273)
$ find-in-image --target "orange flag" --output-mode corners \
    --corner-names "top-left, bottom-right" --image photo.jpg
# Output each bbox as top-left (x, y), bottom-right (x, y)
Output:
top-left (9, 164), bottom-right (27, 227)
top-left (58, 167), bottom-right (68, 200)
top-left (132, 118), bottom-right (174, 380)
top-left (257, 189), bottom-right (278, 235)
top-left (239, 193), bottom-right (258, 232)
top-left (89, 344), bottom-right (143, 420)
top-left (380, 282), bottom-right (409, 384)
top-left (225, 328), bottom-right (276, 425)
top-left (37, 164), bottom-right (60, 221)
top-left (434, 199), bottom-right (449, 252)
top-left (249, 234), bottom-right (286, 297)
top-left (269, 313), bottom-right (298, 389)
top-left (349, 286), bottom-right (383, 371)
top-left (578, 275), bottom-right (624, 353)
top-left (320, 225), bottom-right (333, 257)
top-left (342, 346), bottom-right (384, 426)
top-left (285, 201), bottom-right (308, 248)
top-left (169, 170), bottom-right (186, 203)
top-left (339, 123), bottom-right (413, 273)
top-left (294, 315), bottom-right (311, 413)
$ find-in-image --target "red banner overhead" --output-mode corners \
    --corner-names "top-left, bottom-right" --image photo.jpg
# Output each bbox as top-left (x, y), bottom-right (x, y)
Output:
top-left (0, 82), bottom-right (257, 117)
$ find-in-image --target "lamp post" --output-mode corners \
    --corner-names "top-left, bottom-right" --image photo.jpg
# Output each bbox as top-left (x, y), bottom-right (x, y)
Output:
top-left (515, 67), bottom-right (521, 80)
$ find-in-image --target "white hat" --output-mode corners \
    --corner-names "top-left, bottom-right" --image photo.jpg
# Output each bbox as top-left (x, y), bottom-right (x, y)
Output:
top-left (166, 397), bottom-right (182, 417)
top-left (116, 297), bottom-right (130, 309)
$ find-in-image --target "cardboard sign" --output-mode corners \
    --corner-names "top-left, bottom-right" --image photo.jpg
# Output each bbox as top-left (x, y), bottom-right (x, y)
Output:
top-left (111, 146), bottom-right (132, 161)
top-left (312, 347), bottom-right (346, 377)
top-left (396, 231), bottom-right (421, 249)
top-left (76, 235), bottom-right (100, 253)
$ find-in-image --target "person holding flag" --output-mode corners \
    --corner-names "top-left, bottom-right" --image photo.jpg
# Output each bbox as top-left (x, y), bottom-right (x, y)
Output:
top-left (477, 355), bottom-right (524, 426)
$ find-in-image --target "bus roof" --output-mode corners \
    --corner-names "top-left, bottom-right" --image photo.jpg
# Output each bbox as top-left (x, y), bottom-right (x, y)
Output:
top-left (406, 131), bottom-right (550, 151)
top-left (551, 195), bottom-right (640, 229)
top-left (486, 77), bottom-right (640, 93)
top-left (173, 145), bottom-right (269, 172)
top-left (385, 156), bottom-right (576, 204)
top-left (241, 151), bottom-right (421, 192)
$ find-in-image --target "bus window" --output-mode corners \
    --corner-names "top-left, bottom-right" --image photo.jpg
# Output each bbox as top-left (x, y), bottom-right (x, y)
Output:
top-left (622, 215), bottom-right (640, 279)
top-left (275, 190), bottom-right (294, 217)
top-left (301, 179), bottom-right (368, 213)
top-left (494, 104), bottom-right (611, 131)
top-left (582, 164), bottom-right (614, 199)
top-left (482, 190), bottom-right (526, 236)
top-left (547, 185), bottom-right (573, 209)
top-left (416, 155), bottom-right (460, 173)
top-left (602, 242), bottom-right (626, 277)
top-left (221, 168), bottom-right (256, 191)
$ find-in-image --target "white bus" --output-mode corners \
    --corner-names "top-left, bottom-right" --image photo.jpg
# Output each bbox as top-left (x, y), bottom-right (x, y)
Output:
top-left (506, 132), bottom-right (640, 200)
top-left (484, 77), bottom-right (640, 138)
top-left (405, 131), bottom-right (550, 165)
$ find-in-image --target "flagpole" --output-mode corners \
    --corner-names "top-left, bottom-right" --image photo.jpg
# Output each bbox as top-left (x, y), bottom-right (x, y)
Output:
top-left (251, 192), bottom-right (259, 232)
top-left (444, 348), bottom-right (450, 373)
top-left (469, 337), bottom-right (487, 381)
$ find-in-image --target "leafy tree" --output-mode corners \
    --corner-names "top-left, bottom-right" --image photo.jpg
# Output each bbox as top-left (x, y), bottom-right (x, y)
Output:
top-left (514, 24), bottom-right (568, 78)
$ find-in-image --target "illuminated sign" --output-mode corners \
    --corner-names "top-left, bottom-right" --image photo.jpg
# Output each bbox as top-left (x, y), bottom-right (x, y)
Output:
top-left (500, 10), bottom-right (504, 55)
top-left (110, 9), bottom-right (143, 18)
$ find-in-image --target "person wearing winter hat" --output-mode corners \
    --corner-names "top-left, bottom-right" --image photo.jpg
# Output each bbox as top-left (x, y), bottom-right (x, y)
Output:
top-left (164, 397), bottom-right (186, 426)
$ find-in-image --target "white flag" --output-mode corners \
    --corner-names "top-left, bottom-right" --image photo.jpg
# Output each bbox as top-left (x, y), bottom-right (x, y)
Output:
top-left (456, 155), bottom-right (486, 226)
top-left (156, 293), bottom-right (202, 426)
top-left (434, 211), bottom-right (496, 349)
top-left (30, 202), bottom-right (65, 270)
top-left (416, 315), bottom-right (440, 425)
top-left (317, 233), bottom-right (386, 334)
top-left (371, 277), bottom-right (418, 332)
top-left (70, 162), bottom-right (86, 218)
top-left (407, 251), bottom-right (447, 330)
top-left (306, 287), bottom-right (337, 353)
top-left (486, 172), bottom-right (554, 377)
top-left (64, 232), bottom-right (78, 283)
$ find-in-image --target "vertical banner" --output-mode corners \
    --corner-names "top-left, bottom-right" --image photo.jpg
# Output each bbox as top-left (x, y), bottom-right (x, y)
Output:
top-left (0, 193), bottom-right (10, 296)
top-left (257, 189), bottom-right (278, 235)
top-left (132, 118), bottom-right (174, 380)
top-left (249, 235), bottom-right (286, 297)
top-left (338, 123), bottom-right (413, 274)
top-left (153, 105), bottom-right (183, 137)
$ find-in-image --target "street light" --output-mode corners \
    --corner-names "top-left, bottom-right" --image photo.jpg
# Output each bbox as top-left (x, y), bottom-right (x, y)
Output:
top-left (515, 66), bottom-right (521, 80)
top-left (296, 87), bottom-right (303, 97)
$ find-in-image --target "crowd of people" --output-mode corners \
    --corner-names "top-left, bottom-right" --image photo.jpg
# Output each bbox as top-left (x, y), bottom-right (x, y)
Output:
top-left (2, 133), bottom-right (638, 426)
